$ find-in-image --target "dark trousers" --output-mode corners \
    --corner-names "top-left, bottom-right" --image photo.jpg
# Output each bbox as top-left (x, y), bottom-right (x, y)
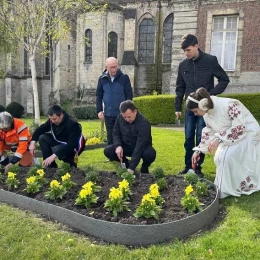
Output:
top-left (184, 110), bottom-right (205, 169)
top-left (38, 133), bottom-right (75, 167)
top-left (104, 144), bottom-right (156, 168)
top-left (104, 116), bottom-right (117, 145)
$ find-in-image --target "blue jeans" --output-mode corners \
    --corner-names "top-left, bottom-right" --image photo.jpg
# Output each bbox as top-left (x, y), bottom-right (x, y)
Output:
top-left (184, 110), bottom-right (205, 169)
top-left (104, 116), bottom-right (117, 145)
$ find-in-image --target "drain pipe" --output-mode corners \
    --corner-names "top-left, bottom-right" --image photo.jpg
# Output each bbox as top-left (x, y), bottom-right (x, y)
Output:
top-left (156, 0), bottom-right (162, 93)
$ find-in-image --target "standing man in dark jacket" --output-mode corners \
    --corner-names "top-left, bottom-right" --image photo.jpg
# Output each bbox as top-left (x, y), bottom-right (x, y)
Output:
top-left (29, 105), bottom-right (85, 168)
top-left (175, 34), bottom-right (229, 177)
top-left (96, 57), bottom-right (133, 145)
top-left (104, 100), bottom-right (156, 174)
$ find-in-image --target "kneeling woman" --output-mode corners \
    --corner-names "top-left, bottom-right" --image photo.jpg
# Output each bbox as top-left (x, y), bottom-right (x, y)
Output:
top-left (186, 87), bottom-right (260, 199)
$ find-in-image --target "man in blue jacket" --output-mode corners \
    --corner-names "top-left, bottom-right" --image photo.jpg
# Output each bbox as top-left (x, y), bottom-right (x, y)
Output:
top-left (96, 57), bottom-right (133, 145)
top-left (175, 34), bottom-right (229, 178)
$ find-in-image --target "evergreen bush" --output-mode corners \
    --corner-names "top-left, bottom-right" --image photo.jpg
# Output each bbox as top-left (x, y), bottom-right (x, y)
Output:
top-left (72, 105), bottom-right (97, 119)
top-left (5, 102), bottom-right (24, 118)
top-left (0, 105), bottom-right (5, 113)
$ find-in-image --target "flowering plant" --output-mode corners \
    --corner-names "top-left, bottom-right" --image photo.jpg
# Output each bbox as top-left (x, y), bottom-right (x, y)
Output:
top-left (181, 184), bottom-right (203, 213)
top-left (75, 181), bottom-right (101, 208)
top-left (86, 137), bottom-right (101, 145)
top-left (195, 181), bottom-right (209, 197)
top-left (24, 176), bottom-right (42, 193)
top-left (149, 184), bottom-right (165, 206)
top-left (104, 187), bottom-right (130, 217)
top-left (6, 172), bottom-right (20, 190)
top-left (44, 180), bottom-right (67, 200)
top-left (134, 193), bottom-right (162, 219)
top-left (118, 179), bottom-right (131, 200)
top-left (61, 173), bottom-right (76, 190)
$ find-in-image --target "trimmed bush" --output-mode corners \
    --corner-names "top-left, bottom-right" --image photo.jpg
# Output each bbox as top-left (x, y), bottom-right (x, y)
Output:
top-left (0, 105), bottom-right (5, 113)
top-left (72, 105), bottom-right (97, 119)
top-left (133, 93), bottom-right (260, 125)
top-left (6, 102), bottom-right (24, 118)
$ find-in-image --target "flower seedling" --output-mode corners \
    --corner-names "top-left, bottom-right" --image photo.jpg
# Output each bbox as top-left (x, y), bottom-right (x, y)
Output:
top-left (44, 180), bottom-right (67, 200)
top-left (6, 172), bottom-right (20, 190)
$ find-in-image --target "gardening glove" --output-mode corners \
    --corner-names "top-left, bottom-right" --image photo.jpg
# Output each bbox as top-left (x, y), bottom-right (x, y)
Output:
top-left (192, 151), bottom-right (200, 169)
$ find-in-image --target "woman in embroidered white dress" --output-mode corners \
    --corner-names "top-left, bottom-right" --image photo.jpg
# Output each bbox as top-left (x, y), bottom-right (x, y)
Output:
top-left (186, 87), bottom-right (260, 199)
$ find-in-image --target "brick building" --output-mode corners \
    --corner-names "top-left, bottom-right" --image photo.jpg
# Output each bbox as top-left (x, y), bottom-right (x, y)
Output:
top-left (0, 0), bottom-right (259, 114)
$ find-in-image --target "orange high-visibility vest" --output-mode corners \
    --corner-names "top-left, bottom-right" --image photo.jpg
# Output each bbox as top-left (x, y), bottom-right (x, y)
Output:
top-left (0, 118), bottom-right (32, 159)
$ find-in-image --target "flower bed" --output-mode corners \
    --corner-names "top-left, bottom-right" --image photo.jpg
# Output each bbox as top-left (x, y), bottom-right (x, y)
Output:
top-left (0, 167), bottom-right (219, 246)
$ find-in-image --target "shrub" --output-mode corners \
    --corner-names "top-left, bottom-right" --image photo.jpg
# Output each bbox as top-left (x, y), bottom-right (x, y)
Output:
top-left (184, 172), bottom-right (199, 185)
top-left (0, 104), bottom-right (5, 112)
top-left (72, 105), bottom-right (97, 119)
top-left (6, 102), bottom-right (25, 118)
top-left (151, 167), bottom-right (165, 179)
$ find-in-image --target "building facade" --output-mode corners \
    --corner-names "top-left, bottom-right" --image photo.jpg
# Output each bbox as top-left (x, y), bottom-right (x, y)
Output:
top-left (0, 0), bottom-right (259, 114)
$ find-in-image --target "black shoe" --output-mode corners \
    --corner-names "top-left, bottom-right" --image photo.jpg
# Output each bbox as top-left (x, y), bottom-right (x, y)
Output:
top-left (195, 168), bottom-right (204, 178)
top-left (178, 168), bottom-right (190, 175)
top-left (70, 162), bottom-right (77, 168)
top-left (140, 167), bottom-right (149, 174)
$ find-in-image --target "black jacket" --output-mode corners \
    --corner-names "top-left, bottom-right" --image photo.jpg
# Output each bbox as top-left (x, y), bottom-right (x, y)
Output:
top-left (32, 112), bottom-right (84, 159)
top-left (175, 49), bottom-right (230, 111)
top-left (113, 112), bottom-right (153, 170)
top-left (96, 69), bottom-right (133, 117)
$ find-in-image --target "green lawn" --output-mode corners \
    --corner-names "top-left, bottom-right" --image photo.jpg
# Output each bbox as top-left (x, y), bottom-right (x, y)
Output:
top-left (1, 119), bottom-right (260, 259)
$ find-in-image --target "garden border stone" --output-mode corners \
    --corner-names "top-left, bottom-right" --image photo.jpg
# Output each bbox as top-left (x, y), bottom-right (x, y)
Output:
top-left (0, 179), bottom-right (219, 246)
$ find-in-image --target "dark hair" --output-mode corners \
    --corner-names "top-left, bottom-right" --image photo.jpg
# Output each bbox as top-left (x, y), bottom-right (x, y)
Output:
top-left (47, 105), bottom-right (63, 116)
top-left (186, 88), bottom-right (214, 110)
top-left (119, 100), bottom-right (137, 113)
top-left (181, 34), bottom-right (198, 50)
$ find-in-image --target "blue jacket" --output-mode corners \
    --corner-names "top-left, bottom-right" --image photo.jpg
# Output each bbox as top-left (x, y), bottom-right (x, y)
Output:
top-left (96, 69), bottom-right (133, 117)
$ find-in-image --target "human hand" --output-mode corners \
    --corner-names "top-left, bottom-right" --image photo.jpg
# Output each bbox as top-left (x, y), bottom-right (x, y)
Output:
top-left (115, 146), bottom-right (123, 161)
top-left (4, 163), bottom-right (13, 173)
top-left (98, 111), bottom-right (104, 120)
top-left (208, 139), bottom-right (219, 153)
top-left (28, 142), bottom-right (36, 156)
top-left (127, 168), bottom-right (134, 174)
top-left (192, 152), bottom-right (200, 169)
top-left (175, 112), bottom-right (181, 119)
top-left (43, 154), bottom-right (57, 167)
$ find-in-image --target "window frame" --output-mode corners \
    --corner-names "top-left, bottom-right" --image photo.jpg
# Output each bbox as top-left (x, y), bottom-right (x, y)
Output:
top-left (85, 29), bottom-right (92, 63)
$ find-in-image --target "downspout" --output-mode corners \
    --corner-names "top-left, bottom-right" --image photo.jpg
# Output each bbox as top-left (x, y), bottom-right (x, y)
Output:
top-left (156, 0), bottom-right (162, 93)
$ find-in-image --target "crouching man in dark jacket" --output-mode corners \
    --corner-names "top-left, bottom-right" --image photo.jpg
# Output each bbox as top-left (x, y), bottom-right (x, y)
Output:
top-left (29, 105), bottom-right (85, 168)
top-left (104, 100), bottom-right (156, 174)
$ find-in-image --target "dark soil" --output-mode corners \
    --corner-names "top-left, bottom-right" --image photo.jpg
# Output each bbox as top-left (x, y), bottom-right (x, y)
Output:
top-left (0, 167), bottom-right (218, 225)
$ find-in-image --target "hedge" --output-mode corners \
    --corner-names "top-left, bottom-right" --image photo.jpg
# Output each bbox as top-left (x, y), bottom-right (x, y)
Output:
top-left (133, 93), bottom-right (260, 125)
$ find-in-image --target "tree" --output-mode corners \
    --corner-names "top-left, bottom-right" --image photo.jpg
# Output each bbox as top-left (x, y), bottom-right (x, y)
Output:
top-left (0, 0), bottom-right (106, 124)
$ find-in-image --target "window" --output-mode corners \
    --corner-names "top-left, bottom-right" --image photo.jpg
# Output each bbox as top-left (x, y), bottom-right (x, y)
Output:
top-left (211, 16), bottom-right (238, 71)
top-left (138, 18), bottom-right (155, 63)
top-left (85, 29), bottom-right (92, 63)
top-left (45, 33), bottom-right (52, 76)
top-left (108, 32), bottom-right (118, 58)
top-left (163, 14), bottom-right (173, 63)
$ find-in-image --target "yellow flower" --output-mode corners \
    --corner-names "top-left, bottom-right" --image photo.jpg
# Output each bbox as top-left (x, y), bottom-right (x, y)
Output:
top-left (86, 137), bottom-right (101, 145)
top-left (79, 188), bottom-right (93, 198)
top-left (83, 181), bottom-right (94, 189)
top-left (185, 184), bottom-right (193, 195)
top-left (109, 187), bottom-right (122, 200)
top-left (141, 193), bottom-right (155, 204)
top-left (118, 179), bottom-right (129, 191)
top-left (149, 184), bottom-right (160, 198)
top-left (7, 172), bottom-right (16, 179)
top-left (61, 173), bottom-right (71, 182)
top-left (50, 180), bottom-right (60, 188)
top-left (36, 169), bottom-right (45, 177)
top-left (26, 176), bottom-right (36, 184)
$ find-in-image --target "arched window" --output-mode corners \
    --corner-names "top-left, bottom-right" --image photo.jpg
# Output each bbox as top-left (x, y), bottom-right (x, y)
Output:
top-left (85, 29), bottom-right (92, 63)
top-left (138, 18), bottom-right (155, 63)
top-left (108, 32), bottom-right (118, 58)
top-left (163, 14), bottom-right (173, 63)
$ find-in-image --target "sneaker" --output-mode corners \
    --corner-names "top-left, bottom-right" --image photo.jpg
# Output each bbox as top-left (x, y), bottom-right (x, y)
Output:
top-left (178, 168), bottom-right (190, 175)
top-left (195, 168), bottom-right (204, 178)
top-left (140, 167), bottom-right (149, 174)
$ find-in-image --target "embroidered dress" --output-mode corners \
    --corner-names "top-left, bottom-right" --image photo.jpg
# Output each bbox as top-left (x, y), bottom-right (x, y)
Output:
top-left (193, 96), bottom-right (260, 198)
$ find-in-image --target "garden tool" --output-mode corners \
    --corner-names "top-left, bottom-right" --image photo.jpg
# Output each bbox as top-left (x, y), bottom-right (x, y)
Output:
top-left (175, 117), bottom-right (181, 127)
top-left (119, 159), bottom-right (126, 169)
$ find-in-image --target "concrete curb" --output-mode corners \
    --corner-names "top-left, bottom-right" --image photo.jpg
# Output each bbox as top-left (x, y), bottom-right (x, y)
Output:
top-left (0, 180), bottom-right (219, 246)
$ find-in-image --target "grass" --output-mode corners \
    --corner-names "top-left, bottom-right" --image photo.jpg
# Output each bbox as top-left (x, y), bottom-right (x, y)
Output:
top-left (1, 119), bottom-right (260, 259)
